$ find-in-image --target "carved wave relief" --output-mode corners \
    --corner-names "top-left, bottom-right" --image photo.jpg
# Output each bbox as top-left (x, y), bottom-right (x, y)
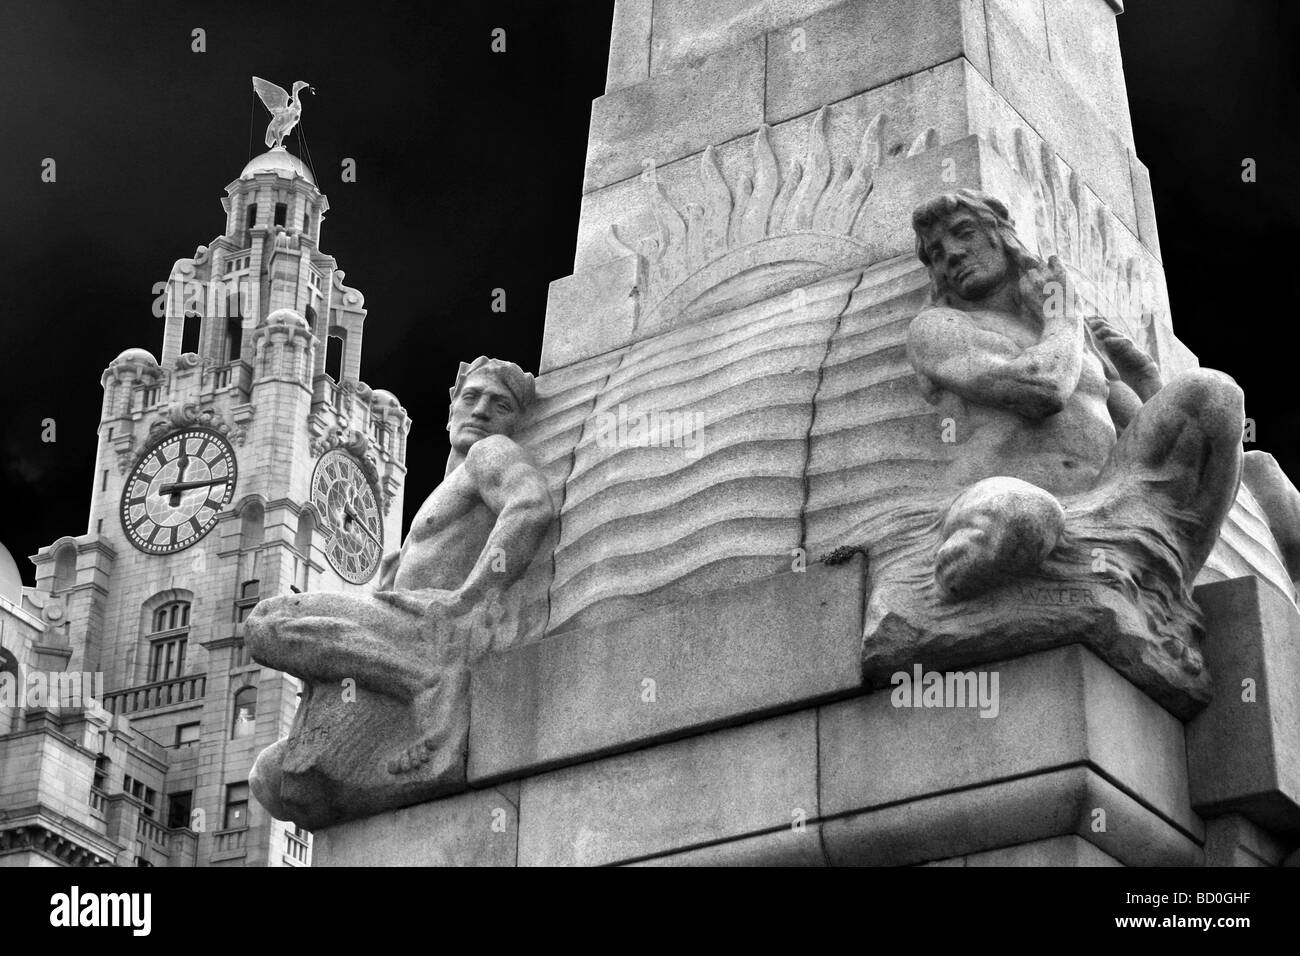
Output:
top-left (508, 114), bottom-right (1291, 641)
top-left (519, 260), bottom-right (936, 635)
top-left (516, 260), bottom-right (1292, 640)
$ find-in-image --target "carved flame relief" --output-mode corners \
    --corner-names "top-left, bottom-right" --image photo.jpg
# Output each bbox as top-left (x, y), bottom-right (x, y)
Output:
top-left (990, 127), bottom-right (1166, 357)
top-left (610, 105), bottom-right (937, 327)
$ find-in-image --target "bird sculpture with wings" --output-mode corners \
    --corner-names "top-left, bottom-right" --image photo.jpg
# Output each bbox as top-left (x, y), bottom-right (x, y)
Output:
top-left (252, 76), bottom-right (314, 150)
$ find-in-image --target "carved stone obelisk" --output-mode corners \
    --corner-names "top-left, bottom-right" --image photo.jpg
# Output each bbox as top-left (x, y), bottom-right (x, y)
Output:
top-left (305, 1), bottom-right (1300, 867)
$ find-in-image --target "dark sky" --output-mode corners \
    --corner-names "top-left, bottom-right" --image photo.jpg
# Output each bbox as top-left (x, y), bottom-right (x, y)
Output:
top-left (0, 0), bottom-right (1295, 583)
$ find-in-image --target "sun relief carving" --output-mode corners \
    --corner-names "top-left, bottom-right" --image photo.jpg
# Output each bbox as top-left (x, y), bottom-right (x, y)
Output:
top-left (610, 105), bottom-right (938, 333)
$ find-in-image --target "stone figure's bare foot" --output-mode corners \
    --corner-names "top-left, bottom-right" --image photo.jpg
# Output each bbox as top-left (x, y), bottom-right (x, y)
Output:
top-left (387, 736), bottom-right (438, 774)
top-left (935, 477), bottom-right (1065, 601)
top-left (385, 672), bottom-right (468, 775)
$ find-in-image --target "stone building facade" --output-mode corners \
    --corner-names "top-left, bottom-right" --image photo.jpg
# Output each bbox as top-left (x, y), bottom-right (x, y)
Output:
top-left (0, 146), bottom-right (409, 867)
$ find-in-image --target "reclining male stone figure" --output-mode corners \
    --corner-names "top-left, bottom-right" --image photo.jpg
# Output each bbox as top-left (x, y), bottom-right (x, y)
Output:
top-left (854, 190), bottom-right (1244, 713)
top-left (246, 357), bottom-right (554, 827)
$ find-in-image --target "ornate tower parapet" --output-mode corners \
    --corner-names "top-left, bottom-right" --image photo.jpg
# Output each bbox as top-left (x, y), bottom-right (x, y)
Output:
top-left (250, 307), bottom-right (316, 388)
top-left (365, 387), bottom-right (411, 521)
top-left (100, 348), bottom-right (163, 424)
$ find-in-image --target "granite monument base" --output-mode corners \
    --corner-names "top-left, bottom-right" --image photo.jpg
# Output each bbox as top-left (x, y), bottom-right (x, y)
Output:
top-left (311, 565), bottom-right (1300, 866)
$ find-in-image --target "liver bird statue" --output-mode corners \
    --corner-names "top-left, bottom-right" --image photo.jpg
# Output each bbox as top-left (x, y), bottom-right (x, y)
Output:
top-left (252, 76), bottom-right (314, 150)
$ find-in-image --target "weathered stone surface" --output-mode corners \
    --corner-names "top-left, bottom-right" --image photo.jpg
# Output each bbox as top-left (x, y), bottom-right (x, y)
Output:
top-left (628, 824), bottom-right (827, 866)
top-left (985, 0), bottom-right (1049, 59)
top-left (959, 0), bottom-right (992, 83)
top-left (923, 835), bottom-right (1124, 867)
top-left (540, 255), bottom-right (639, 373)
top-left (1042, 0), bottom-right (1135, 148)
top-left (507, 350), bottom-right (629, 645)
top-left (576, 59), bottom-right (973, 277)
top-left (822, 766), bottom-right (1202, 867)
top-left (1188, 576), bottom-right (1300, 835)
top-left (584, 37), bottom-right (765, 193)
top-left (578, 57), bottom-right (1150, 301)
top-left (1202, 813), bottom-right (1291, 867)
top-left (763, 0), bottom-right (976, 125)
top-left (1128, 150), bottom-right (1161, 261)
top-left (1198, 481), bottom-right (1297, 606)
top-left (545, 269), bottom-right (859, 634)
top-left (820, 645), bottom-right (1201, 838)
top-left (313, 783), bottom-right (519, 866)
top-left (648, 0), bottom-right (846, 76)
top-left (469, 557), bottom-right (863, 783)
top-left (605, 0), bottom-right (652, 94)
top-left (976, 6), bottom-right (1138, 232)
top-left (517, 710), bottom-right (816, 866)
top-left (1241, 451), bottom-right (1300, 590)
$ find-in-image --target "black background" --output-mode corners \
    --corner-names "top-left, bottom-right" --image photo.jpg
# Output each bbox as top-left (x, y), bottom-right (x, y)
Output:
top-left (0, 0), bottom-right (1295, 582)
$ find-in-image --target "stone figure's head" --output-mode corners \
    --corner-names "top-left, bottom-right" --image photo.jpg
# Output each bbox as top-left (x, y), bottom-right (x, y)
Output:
top-left (912, 190), bottom-right (1036, 304)
top-left (446, 356), bottom-right (536, 452)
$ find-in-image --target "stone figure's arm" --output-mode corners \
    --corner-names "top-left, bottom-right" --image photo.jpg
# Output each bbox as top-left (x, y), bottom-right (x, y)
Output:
top-left (451, 434), bottom-right (555, 610)
top-left (1104, 377), bottom-right (1144, 430)
top-left (1087, 318), bottom-right (1162, 402)
top-left (907, 305), bottom-right (1083, 420)
top-left (374, 550), bottom-right (402, 592)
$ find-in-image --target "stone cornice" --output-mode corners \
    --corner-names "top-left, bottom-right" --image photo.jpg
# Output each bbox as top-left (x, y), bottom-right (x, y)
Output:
top-left (201, 634), bottom-right (244, 651)
top-left (0, 809), bottom-right (120, 866)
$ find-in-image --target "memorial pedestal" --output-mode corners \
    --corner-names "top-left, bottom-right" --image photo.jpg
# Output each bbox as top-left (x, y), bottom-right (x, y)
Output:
top-left (312, 568), bottom-right (1300, 867)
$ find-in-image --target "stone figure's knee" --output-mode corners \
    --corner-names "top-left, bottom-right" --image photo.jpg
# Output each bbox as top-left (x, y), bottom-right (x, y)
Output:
top-left (250, 738), bottom-right (289, 821)
top-left (247, 593), bottom-right (304, 625)
top-left (1169, 369), bottom-right (1245, 436)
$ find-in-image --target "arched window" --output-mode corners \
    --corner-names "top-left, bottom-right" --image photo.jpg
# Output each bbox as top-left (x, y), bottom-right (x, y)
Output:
top-left (152, 601), bottom-right (190, 633)
top-left (225, 317), bottom-right (242, 364)
top-left (147, 600), bottom-right (190, 682)
top-left (294, 509), bottom-right (317, 593)
top-left (181, 312), bottom-right (201, 355)
top-left (232, 686), bottom-right (257, 739)
top-left (325, 334), bottom-right (344, 381)
top-left (295, 509), bottom-right (316, 555)
top-left (239, 500), bottom-right (265, 551)
top-left (52, 545), bottom-right (76, 592)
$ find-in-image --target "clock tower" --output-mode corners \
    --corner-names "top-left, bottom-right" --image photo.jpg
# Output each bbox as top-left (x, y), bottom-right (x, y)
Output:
top-left (23, 141), bottom-right (410, 866)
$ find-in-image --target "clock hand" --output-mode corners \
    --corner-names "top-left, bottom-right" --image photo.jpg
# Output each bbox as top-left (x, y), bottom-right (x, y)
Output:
top-left (343, 507), bottom-right (383, 549)
top-left (159, 477), bottom-right (229, 495)
top-left (168, 455), bottom-right (190, 505)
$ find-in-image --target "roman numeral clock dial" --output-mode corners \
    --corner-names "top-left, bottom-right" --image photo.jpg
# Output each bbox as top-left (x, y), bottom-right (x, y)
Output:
top-left (312, 449), bottom-right (384, 584)
top-left (120, 428), bottom-right (238, 554)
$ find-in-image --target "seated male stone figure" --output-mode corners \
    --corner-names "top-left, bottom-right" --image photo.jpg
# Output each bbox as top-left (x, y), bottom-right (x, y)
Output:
top-left (855, 190), bottom-right (1243, 715)
top-left (907, 190), bottom-right (1242, 602)
top-left (246, 357), bottom-right (554, 827)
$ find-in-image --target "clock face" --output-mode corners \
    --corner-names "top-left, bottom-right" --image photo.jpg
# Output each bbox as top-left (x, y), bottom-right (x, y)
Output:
top-left (312, 449), bottom-right (383, 584)
top-left (121, 429), bottom-right (238, 554)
